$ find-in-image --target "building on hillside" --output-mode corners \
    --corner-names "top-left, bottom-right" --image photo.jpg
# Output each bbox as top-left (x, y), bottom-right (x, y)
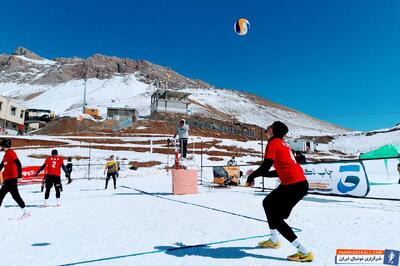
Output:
top-left (287, 138), bottom-right (316, 153)
top-left (107, 107), bottom-right (138, 131)
top-left (24, 109), bottom-right (54, 133)
top-left (150, 89), bottom-right (191, 115)
top-left (0, 96), bottom-right (26, 135)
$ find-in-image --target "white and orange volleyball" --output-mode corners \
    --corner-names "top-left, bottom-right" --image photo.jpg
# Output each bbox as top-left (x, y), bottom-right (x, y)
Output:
top-left (234, 18), bottom-right (250, 35)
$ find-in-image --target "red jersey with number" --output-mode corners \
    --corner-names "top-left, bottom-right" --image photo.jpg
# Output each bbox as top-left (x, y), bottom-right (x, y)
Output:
top-left (45, 156), bottom-right (64, 176)
top-left (2, 149), bottom-right (19, 180)
top-left (264, 138), bottom-right (306, 185)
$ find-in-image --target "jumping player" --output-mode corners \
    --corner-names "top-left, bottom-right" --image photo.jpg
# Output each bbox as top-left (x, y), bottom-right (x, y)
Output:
top-left (35, 149), bottom-right (67, 207)
top-left (0, 138), bottom-right (29, 218)
top-left (246, 121), bottom-right (313, 262)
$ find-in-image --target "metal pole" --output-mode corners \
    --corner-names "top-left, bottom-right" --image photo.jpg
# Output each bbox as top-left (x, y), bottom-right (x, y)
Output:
top-left (166, 139), bottom-right (170, 170)
top-left (83, 75), bottom-right (87, 114)
top-left (88, 142), bottom-right (92, 180)
top-left (200, 140), bottom-right (203, 185)
top-left (260, 128), bottom-right (265, 192)
top-left (192, 137), bottom-right (195, 158)
top-left (261, 128), bottom-right (264, 158)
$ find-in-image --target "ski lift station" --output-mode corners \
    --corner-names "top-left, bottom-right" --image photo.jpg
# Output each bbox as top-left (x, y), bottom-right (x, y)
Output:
top-left (150, 89), bottom-right (191, 115)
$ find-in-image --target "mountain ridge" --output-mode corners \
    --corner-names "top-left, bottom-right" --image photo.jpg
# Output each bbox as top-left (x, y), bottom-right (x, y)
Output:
top-left (0, 47), bottom-right (348, 136)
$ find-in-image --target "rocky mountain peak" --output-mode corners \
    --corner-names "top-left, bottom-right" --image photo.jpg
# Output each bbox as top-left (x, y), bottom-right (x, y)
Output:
top-left (13, 47), bottom-right (43, 60)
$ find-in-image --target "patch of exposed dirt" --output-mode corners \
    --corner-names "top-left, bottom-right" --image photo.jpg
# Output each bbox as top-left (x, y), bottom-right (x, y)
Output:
top-left (66, 138), bottom-right (126, 144)
top-left (214, 144), bottom-right (259, 154)
top-left (28, 154), bottom-right (89, 160)
top-left (24, 91), bottom-right (45, 101)
top-left (35, 117), bottom-right (101, 135)
top-left (208, 157), bottom-right (225, 161)
top-left (314, 136), bottom-right (335, 144)
top-left (128, 161), bottom-right (161, 168)
top-left (33, 114), bottom-right (264, 141)
top-left (7, 138), bottom-right (67, 148)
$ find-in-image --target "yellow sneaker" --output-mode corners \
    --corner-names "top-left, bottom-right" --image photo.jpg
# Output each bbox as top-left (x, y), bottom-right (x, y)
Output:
top-left (287, 252), bottom-right (314, 262)
top-left (258, 239), bottom-right (281, 249)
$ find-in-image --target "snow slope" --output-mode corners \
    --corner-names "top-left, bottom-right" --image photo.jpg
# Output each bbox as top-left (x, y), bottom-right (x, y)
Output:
top-left (332, 126), bottom-right (400, 154)
top-left (182, 88), bottom-right (347, 137)
top-left (0, 75), bottom-right (346, 137)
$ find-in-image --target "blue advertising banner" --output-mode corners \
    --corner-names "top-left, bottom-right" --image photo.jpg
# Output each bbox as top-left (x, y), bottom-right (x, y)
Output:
top-left (301, 161), bottom-right (370, 197)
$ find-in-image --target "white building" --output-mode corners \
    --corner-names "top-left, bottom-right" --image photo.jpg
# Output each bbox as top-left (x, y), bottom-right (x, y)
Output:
top-left (287, 138), bottom-right (334, 152)
top-left (150, 90), bottom-right (191, 115)
top-left (0, 96), bottom-right (26, 134)
top-left (287, 138), bottom-right (316, 153)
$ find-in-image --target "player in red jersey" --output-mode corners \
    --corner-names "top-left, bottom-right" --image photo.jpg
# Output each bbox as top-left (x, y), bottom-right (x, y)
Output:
top-left (35, 149), bottom-right (67, 207)
top-left (246, 121), bottom-right (313, 262)
top-left (0, 138), bottom-right (30, 219)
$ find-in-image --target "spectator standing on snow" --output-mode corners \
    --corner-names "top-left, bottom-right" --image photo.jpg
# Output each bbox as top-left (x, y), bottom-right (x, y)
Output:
top-left (66, 157), bottom-right (73, 184)
top-left (173, 119), bottom-right (189, 158)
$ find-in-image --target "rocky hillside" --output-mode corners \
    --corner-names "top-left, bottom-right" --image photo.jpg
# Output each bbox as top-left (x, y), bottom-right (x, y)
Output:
top-left (0, 47), bottom-right (208, 88)
top-left (0, 47), bottom-right (348, 137)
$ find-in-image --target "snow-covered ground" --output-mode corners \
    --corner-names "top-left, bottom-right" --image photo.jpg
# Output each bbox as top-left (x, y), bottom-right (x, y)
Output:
top-left (1, 134), bottom-right (400, 266)
top-left (1, 169), bottom-right (399, 266)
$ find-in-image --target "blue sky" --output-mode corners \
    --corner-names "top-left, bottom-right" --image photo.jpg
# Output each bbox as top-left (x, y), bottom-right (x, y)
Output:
top-left (1, 0), bottom-right (399, 131)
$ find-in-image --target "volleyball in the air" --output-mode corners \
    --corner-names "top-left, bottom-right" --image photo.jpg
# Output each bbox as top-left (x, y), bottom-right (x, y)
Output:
top-left (234, 18), bottom-right (250, 36)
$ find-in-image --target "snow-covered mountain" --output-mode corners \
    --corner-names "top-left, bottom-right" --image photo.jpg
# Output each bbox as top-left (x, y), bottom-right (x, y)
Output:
top-left (0, 47), bottom-right (348, 137)
top-left (332, 124), bottom-right (400, 154)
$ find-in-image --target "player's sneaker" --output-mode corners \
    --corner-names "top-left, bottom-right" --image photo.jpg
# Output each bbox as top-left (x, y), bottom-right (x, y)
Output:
top-left (258, 239), bottom-right (281, 249)
top-left (287, 252), bottom-right (314, 262)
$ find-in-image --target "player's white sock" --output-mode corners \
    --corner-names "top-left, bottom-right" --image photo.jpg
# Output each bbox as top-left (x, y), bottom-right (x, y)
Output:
top-left (270, 229), bottom-right (279, 242)
top-left (292, 238), bottom-right (310, 254)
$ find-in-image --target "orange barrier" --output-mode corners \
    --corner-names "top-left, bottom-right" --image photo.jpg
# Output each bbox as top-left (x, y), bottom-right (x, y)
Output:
top-left (172, 169), bottom-right (198, 195)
